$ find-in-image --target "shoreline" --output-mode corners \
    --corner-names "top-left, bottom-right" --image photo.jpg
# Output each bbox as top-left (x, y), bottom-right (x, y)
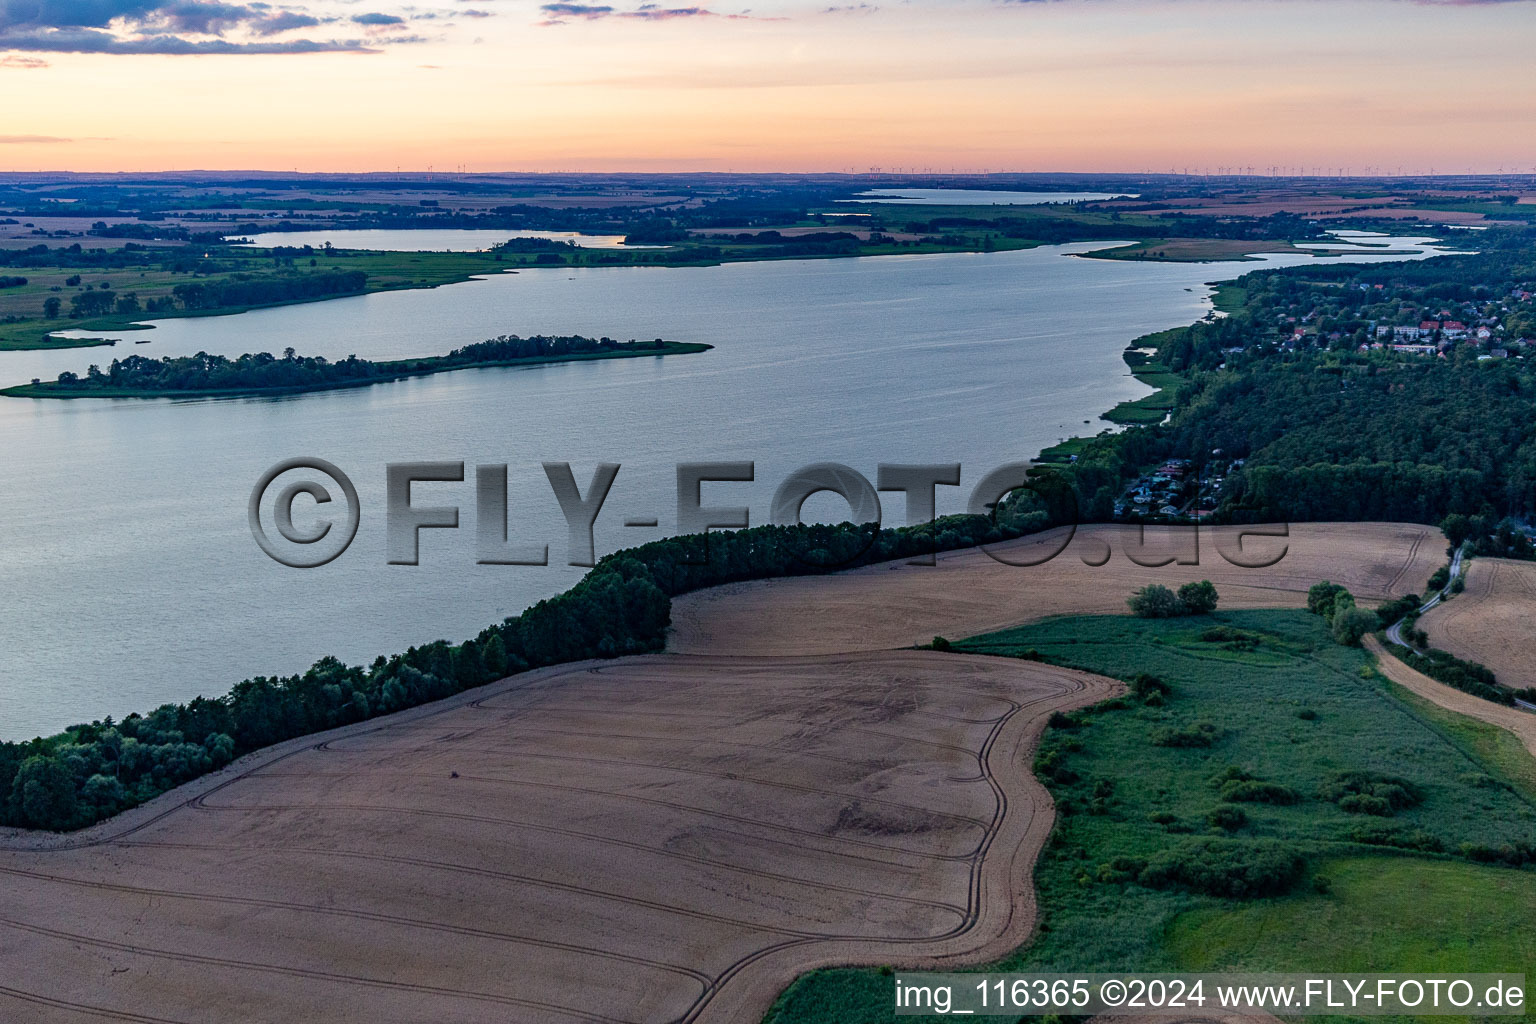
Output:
top-left (2, 231), bottom-right (1333, 353)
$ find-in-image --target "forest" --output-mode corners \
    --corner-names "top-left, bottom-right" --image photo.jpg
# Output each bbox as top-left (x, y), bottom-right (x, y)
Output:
top-left (1061, 227), bottom-right (1536, 537)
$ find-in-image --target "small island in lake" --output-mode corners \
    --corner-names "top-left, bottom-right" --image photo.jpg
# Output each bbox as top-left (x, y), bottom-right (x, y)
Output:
top-left (1, 334), bottom-right (711, 399)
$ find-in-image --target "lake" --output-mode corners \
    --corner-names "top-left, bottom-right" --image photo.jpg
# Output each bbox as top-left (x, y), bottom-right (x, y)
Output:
top-left (845, 188), bottom-right (1137, 205)
top-left (0, 235), bottom-right (1449, 738)
top-left (231, 228), bottom-right (642, 251)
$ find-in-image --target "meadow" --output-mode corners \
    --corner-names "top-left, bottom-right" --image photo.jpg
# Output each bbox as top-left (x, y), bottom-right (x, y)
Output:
top-left (763, 609), bottom-right (1536, 1024)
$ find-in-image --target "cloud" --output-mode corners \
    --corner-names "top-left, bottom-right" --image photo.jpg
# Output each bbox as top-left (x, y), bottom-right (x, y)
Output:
top-left (539, 2), bottom-right (613, 17)
top-left (156, 2), bottom-right (261, 33)
top-left (248, 9), bottom-right (321, 34)
top-left (0, 0), bottom-right (164, 30)
top-left (0, 1), bottom-right (411, 52)
top-left (0, 53), bottom-right (48, 65)
top-left (0, 134), bottom-right (71, 142)
top-left (0, 26), bottom-right (382, 50)
top-left (537, 1), bottom-right (776, 24)
top-left (627, 5), bottom-right (715, 18)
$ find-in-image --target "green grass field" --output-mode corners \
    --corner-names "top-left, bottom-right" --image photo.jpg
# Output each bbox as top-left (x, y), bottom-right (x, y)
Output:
top-left (1169, 855), bottom-right (1536, 972)
top-left (762, 610), bottom-right (1536, 1024)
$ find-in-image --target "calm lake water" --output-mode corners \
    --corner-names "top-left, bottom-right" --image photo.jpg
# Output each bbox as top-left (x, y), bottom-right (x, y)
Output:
top-left (232, 228), bottom-right (640, 251)
top-left (0, 236), bottom-right (1449, 739)
top-left (846, 188), bottom-right (1137, 205)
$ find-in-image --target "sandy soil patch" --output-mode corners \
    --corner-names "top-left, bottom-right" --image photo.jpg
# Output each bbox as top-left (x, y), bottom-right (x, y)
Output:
top-left (1419, 558), bottom-right (1536, 693)
top-left (671, 523), bottom-right (1441, 657)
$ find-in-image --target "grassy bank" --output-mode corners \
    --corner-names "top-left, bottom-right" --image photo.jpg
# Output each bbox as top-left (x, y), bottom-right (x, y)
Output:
top-left (1104, 345), bottom-right (1186, 425)
top-left (1079, 238), bottom-right (1305, 262)
top-left (763, 609), bottom-right (1536, 1024)
top-left (0, 248), bottom-right (515, 351)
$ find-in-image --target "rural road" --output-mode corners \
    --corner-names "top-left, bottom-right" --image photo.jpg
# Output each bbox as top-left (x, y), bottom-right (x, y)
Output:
top-left (1384, 546), bottom-right (1461, 648)
top-left (1384, 547), bottom-right (1536, 712)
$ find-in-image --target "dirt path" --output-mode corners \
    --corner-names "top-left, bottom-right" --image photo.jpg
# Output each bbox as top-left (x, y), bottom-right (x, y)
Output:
top-left (1365, 636), bottom-right (1536, 759)
top-left (0, 521), bottom-right (1439, 1023)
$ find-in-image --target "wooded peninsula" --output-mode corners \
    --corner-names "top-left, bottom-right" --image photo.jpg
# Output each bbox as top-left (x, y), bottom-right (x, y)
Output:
top-left (1, 333), bottom-right (710, 399)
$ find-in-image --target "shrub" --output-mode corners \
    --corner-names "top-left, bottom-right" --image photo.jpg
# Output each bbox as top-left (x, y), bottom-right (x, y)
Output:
top-left (1127, 582), bottom-right (1220, 618)
top-left (1306, 580), bottom-right (1351, 620)
top-left (1096, 856), bottom-right (1146, 884)
top-left (1319, 770), bottom-right (1422, 814)
top-left (1296, 708), bottom-right (1319, 721)
top-left (1128, 584), bottom-right (1184, 618)
top-left (1137, 838), bottom-right (1304, 898)
top-left (1331, 606), bottom-right (1379, 647)
top-left (1049, 711), bottom-right (1082, 731)
top-left (1338, 794), bottom-right (1393, 816)
top-left (1460, 841), bottom-right (1536, 868)
top-left (1129, 673), bottom-right (1170, 699)
top-left (931, 636), bottom-right (952, 652)
top-left (1373, 593), bottom-right (1421, 629)
top-left (1151, 721), bottom-right (1221, 748)
top-left (1346, 823), bottom-right (1444, 853)
top-left (1199, 625), bottom-right (1257, 650)
top-left (1177, 580), bottom-right (1219, 615)
top-left (1220, 779), bottom-right (1302, 805)
top-left (1207, 805), bottom-right (1248, 831)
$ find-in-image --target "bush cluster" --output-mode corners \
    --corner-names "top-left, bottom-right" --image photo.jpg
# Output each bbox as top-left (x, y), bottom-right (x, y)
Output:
top-left (1129, 838), bottom-right (1305, 898)
top-left (1150, 721), bottom-right (1221, 748)
top-left (1319, 770), bottom-right (1423, 817)
top-left (1305, 580), bottom-right (1382, 647)
top-left (1126, 580), bottom-right (1219, 618)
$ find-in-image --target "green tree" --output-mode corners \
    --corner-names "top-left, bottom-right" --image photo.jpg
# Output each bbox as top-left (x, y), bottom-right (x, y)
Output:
top-left (12, 756), bottom-right (79, 830)
top-left (1306, 581), bottom-right (1351, 621)
top-left (1439, 513), bottom-right (1473, 549)
top-left (43, 296), bottom-right (61, 318)
top-left (1128, 584), bottom-right (1185, 618)
top-left (1332, 606), bottom-right (1378, 647)
top-left (1176, 580), bottom-right (1219, 615)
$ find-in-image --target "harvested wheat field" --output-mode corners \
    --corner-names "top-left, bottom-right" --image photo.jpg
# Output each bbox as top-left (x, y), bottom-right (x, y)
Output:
top-left (0, 651), bottom-right (1114, 1024)
top-left (1419, 557), bottom-right (1536, 693)
top-left (671, 522), bottom-right (1442, 656)
top-left (0, 520), bottom-right (1436, 1024)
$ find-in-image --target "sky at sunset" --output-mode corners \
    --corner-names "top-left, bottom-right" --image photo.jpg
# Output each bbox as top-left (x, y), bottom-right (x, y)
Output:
top-left (2, 0), bottom-right (1534, 173)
